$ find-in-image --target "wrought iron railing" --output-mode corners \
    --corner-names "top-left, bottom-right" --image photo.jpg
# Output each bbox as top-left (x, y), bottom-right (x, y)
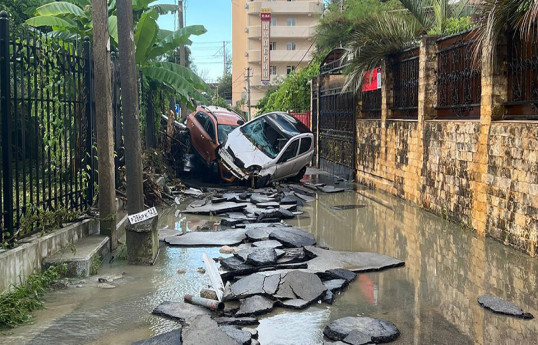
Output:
top-left (361, 89), bottom-right (382, 119)
top-left (505, 29), bottom-right (538, 119)
top-left (392, 48), bottom-right (419, 119)
top-left (435, 31), bottom-right (481, 119)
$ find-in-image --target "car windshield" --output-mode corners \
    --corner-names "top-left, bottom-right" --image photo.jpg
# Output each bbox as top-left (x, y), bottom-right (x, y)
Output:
top-left (217, 124), bottom-right (237, 144)
top-left (240, 113), bottom-right (309, 159)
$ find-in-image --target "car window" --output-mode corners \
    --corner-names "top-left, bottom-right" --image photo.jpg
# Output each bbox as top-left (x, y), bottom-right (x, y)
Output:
top-left (195, 112), bottom-right (215, 141)
top-left (299, 137), bottom-right (312, 154)
top-left (278, 140), bottom-right (299, 163)
top-left (217, 124), bottom-right (237, 144)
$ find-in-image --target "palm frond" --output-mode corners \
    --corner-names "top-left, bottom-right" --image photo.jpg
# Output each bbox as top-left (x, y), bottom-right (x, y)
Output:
top-left (343, 13), bottom-right (421, 93)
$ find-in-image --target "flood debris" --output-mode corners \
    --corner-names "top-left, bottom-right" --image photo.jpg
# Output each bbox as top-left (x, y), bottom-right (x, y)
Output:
top-left (200, 289), bottom-right (218, 301)
top-left (246, 248), bottom-right (278, 266)
top-left (235, 295), bottom-right (275, 316)
top-left (203, 252), bottom-right (225, 301)
top-left (324, 317), bottom-right (400, 343)
top-left (252, 240), bottom-right (283, 249)
top-left (152, 301), bottom-right (210, 323)
top-left (164, 229), bottom-right (247, 247)
top-left (269, 227), bottom-right (316, 248)
top-left (477, 294), bottom-right (534, 319)
top-left (304, 246), bottom-right (405, 273)
top-left (219, 325), bottom-right (253, 345)
top-left (214, 317), bottom-right (259, 326)
top-left (132, 329), bottom-right (182, 345)
top-left (182, 315), bottom-right (239, 345)
top-left (331, 205), bottom-right (366, 210)
top-left (182, 201), bottom-right (249, 215)
top-left (184, 294), bottom-right (224, 311)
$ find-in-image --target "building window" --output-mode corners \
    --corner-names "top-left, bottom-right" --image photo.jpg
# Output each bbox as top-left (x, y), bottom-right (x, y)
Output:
top-left (286, 66), bottom-right (296, 74)
top-left (270, 66), bottom-right (277, 75)
top-left (286, 42), bottom-right (296, 50)
top-left (269, 42), bottom-right (276, 50)
top-left (271, 17), bottom-right (277, 26)
top-left (287, 17), bottom-right (296, 26)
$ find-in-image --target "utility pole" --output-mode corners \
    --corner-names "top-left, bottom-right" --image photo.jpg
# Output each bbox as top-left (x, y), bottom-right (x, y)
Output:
top-left (92, 0), bottom-right (117, 249)
top-left (223, 41), bottom-right (227, 76)
top-left (246, 67), bottom-right (251, 121)
top-left (117, 0), bottom-right (144, 214)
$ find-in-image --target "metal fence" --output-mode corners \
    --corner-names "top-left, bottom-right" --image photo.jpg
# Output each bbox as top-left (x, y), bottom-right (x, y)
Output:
top-left (361, 89), bottom-right (381, 119)
top-left (392, 48), bottom-right (419, 119)
top-left (0, 14), bottom-right (97, 244)
top-left (505, 30), bottom-right (538, 119)
top-left (436, 31), bottom-right (481, 119)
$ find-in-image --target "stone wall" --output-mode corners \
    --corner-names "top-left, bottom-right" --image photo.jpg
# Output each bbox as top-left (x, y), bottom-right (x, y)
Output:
top-left (348, 34), bottom-right (538, 256)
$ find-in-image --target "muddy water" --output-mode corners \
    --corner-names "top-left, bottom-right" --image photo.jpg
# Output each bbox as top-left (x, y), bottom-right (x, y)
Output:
top-left (1, 171), bottom-right (537, 344)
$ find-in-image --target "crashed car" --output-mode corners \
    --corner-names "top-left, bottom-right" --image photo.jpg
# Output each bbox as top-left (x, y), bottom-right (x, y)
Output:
top-left (186, 105), bottom-right (244, 181)
top-left (218, 112), bottom-right (314, 186)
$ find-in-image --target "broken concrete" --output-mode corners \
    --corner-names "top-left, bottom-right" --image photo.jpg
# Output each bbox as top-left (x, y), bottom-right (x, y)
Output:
top-left (236, 295), bottom-right (275, 316)
top-left (183, 202), bottom-right (248, 215)
top-left (250, 194), bottom-right (277, 204)
top-left (317, 186), bottom-right (345, 193)
top-left (281, 298), bottom-right (310, 310)
top-left (152, 301), bottom-right (209, 323)
top-left (257, 202), bottom-right (280, 209)
top-left (304, 246), bottom-right (404, 273)
top-left (219, 326), bottom-right (252, 345)
top-left (230, 273), bottom-right (282, 298)
top-left (214, 317), bottom-right (259, 326)
top-left (324, 269), bottom-right (357, 283)
top-left (286, 270), bottom-right (327, 302)
top-left (252, 240), bottom-right (283, 249)
top-left (269, 228), bottom-right (316, 248)
top-left (246, 248), bottom-right (278, 266)
top-left (324, 279), bottom-right (347, 292)
top-left (165, 229), bottom-right (247, 247)
top-left (181, 315), bottom-right (238, 345)
top-left (158, 228), bottom-right (181, 241)
top-left (132, 329), bottom-right (182, 345)
top-left (477, 294), bottom-right (534, 319)
top-left (246, 226), bottom-right (285, 241)
top-left (343, 330), bottom-right (373, 345)
top-left (324, 317), bottom-right (399, 343)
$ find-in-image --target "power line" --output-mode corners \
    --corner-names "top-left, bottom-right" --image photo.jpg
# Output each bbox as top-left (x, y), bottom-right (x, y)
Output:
top-left (295, 41), bottom-right (315, 69)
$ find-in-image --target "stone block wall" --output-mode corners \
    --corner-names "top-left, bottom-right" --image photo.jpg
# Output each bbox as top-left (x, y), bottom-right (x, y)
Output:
top-left (350, 34), bottom-right (538, 256)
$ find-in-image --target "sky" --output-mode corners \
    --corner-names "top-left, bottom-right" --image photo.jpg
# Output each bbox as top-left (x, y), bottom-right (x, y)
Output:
top-left (156, 0), bottom-right (232, 83)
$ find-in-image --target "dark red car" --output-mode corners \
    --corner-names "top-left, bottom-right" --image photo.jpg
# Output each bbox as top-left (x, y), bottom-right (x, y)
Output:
top-left (186, 105), bottom-right (244, 181)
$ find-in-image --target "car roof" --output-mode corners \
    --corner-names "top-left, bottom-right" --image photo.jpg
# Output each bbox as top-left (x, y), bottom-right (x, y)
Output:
top-left (242, 111), bottom-right (311, 139)
top-left (203, 106), bottom-right (244, 126)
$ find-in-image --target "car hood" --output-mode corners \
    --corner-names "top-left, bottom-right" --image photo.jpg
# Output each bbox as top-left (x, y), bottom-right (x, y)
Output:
top-left (224, 128), bottom-right (273, 168)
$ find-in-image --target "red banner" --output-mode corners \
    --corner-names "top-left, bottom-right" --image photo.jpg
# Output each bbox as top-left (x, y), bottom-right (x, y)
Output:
top-left (361, 67), bottom-right (381, 92)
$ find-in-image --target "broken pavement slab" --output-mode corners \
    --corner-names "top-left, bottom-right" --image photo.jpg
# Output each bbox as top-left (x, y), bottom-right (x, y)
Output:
top-left (230, 272), bottom-right (282, 298)
top-left (324, 317), bottom-right (400, 343)
top-left (269, 227), bottom-right (316, 248)
top-left (183, 202), bottom-right (249, 215)
top-left (317, 185), bottom-right (346, 193)
top-left (158, 228), bottom-right (181, 241)
top-left (252, 240), bottom-right (283, 249)
top-left (285, 270), bottom-right (327, 302)
top-left (165, 229), bottom-right (247, 247)
top-left (246, 248), bottom-right (278, 266)
top-left (236, 295), bottom-right (275, 316)
top-left (280, 298), bottom-right (310, 310)
top-left (245, 226), bottom-right (287, 241)
top-left (304, 246), bottom-right (404, 273)
top-left (152, 301), bottom-right (210, 323)
top-left (477, 294), bottom-right (534, 319)
top-left (181, 315), bottom-right (238, 345)
top-left (214, 317), bottom-right (259, 326)
top-left (131, 329), bottom-right (182, 345)
top-left (219, 326), bottom-right (253, 345)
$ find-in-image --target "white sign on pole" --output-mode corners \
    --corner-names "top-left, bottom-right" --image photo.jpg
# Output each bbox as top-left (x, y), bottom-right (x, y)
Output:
top-left (128, 207), bottom-right (158, 225)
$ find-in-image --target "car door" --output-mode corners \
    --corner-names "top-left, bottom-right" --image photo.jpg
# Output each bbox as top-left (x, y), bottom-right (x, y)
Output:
top-left (190, 112), bottom-right (218, 164)
top-left (274, 139), bottom-right (300, 179)
top-left (295, 136), bottom-right (313, 169)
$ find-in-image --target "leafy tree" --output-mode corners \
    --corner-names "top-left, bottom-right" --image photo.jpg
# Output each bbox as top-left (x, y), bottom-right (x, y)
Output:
top-left (0, 0), bottom-right (45, 27)
top-left (217, 73), bottom-right (232, 100)
top-left (25, 0), bottom-right (210, 107)
top-left (257, 61), bottom-right (320, 114)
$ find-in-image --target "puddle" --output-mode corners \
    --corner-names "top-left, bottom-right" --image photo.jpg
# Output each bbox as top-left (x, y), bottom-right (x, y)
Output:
top-left (1, 171), bottom-right (536, 344)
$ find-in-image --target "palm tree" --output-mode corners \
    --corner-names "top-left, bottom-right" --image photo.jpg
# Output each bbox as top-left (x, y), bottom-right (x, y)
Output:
top-left (25, 0), bottom-right (210, 107)
top-left (343, 0), bottom-right (472, 92)
top-left (473, 0), bottom-right (538, 56)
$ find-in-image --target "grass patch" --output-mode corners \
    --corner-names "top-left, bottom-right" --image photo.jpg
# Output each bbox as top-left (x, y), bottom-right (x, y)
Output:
top-left (0, 264), bottom-right (66, 329)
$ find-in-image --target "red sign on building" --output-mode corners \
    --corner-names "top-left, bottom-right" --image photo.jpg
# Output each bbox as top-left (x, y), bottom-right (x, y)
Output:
top-left (361, 67), bottom-right (382, 92)
top-left (260, 9), bottom-right (271, 82)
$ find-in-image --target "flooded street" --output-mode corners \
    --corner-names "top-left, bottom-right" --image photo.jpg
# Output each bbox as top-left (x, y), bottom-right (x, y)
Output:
top-left (1, 170), bottom-right (536, 345)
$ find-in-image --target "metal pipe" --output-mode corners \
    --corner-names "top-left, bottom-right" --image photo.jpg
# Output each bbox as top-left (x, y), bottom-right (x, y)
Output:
top-left (184, 295), bottom-right (224, 311)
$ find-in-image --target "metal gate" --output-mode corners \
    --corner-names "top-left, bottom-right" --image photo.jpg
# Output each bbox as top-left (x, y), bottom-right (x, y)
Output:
top-left (314, 49), bottom-right (357, 180)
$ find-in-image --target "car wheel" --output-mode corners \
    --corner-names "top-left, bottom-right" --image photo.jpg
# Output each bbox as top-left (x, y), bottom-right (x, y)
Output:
top-left (251, 175), bottom-right (270, 188)
top-left (290, 166), bottom-right (307, 182)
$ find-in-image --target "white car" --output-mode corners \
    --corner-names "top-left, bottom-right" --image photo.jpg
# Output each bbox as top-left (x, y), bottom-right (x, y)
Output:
top-left (218, 112), bottom-right (314, 187)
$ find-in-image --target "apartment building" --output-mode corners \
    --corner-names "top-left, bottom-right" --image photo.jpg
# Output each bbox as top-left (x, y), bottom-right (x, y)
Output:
top-left (231, 0), bottom-right (323, 115)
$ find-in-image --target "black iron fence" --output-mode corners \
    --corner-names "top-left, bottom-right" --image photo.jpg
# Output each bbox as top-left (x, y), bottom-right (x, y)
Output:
top-left (392, 48), bottom-right (419, 119)
top-left (505, 29), bottom-right (538, 119)
top-left (0, 14), bottom-right (100, 244)
top-left (361, 89), bottom-right (381, 119)
top-left (436, 31), bottom-right (481, 119)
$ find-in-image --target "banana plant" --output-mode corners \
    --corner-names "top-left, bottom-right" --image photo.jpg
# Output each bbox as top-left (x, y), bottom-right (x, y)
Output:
top-left (25, 0), bottom-right (211, 107)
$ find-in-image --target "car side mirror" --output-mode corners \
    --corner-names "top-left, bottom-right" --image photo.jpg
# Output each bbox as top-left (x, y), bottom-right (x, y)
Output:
top-left (237, 120), bottom-right (245, 125)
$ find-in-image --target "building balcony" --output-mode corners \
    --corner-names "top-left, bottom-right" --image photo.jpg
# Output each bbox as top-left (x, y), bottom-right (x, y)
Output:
top-left (247, 49), bottom-right (312, 63)
top-left (246, 1), bottom-right (323, 15)
top-left (247, 25), bottom-right (316, 39)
